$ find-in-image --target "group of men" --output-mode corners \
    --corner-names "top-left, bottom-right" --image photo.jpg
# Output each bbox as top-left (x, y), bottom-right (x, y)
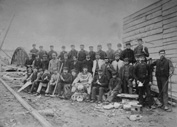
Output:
top-left (24, 38), bottom-right (174, 111)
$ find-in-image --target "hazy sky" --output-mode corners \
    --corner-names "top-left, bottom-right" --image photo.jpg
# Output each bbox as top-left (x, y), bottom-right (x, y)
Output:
top-left (0, 0), bottom-right (158, 51)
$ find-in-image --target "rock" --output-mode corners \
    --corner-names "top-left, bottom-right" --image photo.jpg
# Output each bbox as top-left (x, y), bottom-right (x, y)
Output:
top-left (128, 115), bottom-right (142, 121)
top-left (103, 104), bottom-right (114, 110)
top-left (123, 104), bottom-right (131, 111)
top-left (113, 102), bottom-right (122, 109)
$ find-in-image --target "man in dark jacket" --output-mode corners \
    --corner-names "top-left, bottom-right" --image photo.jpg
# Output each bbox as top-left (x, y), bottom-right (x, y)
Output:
top-left (58, 46), bottom-right (67, 61)
top-left (120, 41), bottom-right (136, 64)
top-left (61, 53), bottom-right (70, 71)
top-left (68, 45), bottom-right (78, 61)
top-left (106, 43), bottom-right (115, 62)
top-left (96, 45), bottom-right (107, 60)
top-left (88, 46), bottom-right (96, 61)
top-left (48, 45), bottom-right (58, 60)
top-left (77, 44), bottom-right (87, 62)
top-left (151, 49), bottom-right (174, 111)
top-left (38, 46), bottom-right (48, 60)
top-left (91, 69), bottom-right (109, 103)
top-left (134, 55), bottom-right (152, 107)
top-left (120, 58), bottom-right (134, 94)
top-left (41, 54), bottom-right (49, 71)
top-left (134, 38), bottom-right (149, 62)
top-left (69, 56), bottom-right (82, 72)
top-left (82, 54), bottom-right (93, 74)
top-left (32, 54), bottom-right (42, 70)
top-left (30, 44), bottom-right (39, 60)
top-left (25, 53), bottom-right (33, 70)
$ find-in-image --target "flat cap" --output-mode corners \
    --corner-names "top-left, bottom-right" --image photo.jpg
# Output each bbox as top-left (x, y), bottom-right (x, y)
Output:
top-left (159, 49), bottom-right (165, 53)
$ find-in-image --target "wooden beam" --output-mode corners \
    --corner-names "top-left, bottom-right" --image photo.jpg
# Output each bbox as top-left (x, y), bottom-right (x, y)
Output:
top-left (0, 78), bottom-right (53, 127)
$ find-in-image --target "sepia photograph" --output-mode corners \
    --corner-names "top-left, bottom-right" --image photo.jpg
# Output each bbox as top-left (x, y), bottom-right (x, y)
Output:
top-left (0, 0), bottom-right (177, 127)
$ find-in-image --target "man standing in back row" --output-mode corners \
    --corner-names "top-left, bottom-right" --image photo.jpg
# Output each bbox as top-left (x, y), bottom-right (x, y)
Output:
top-left (151, 49), bottom-right (174, 111)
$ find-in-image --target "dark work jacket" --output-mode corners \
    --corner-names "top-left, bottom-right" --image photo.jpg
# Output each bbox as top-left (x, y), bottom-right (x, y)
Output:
top-left (82, 60), bottom-right (93, 73)
top-left (59, 73), bottom-right (72, 84)
top-left (92, 75), bottom-right (109, 88)
top-left (69, 60), bottom-right (82, 72)
top-left (31, 72), bottom-right (38, 82)
top-left (151, 57), bottom-right (174, 78)
top-left (58, 51), bottom-right (67, 61)
top-left (68, 50), bottom-right (78, 60)
top-left (61, 59), bottom-right (70, 70)
top-left (97, 50), bottom-right (107, 60)
top-left (78, 50), bottom-right (87, 62)
top-left (109, 77), bottom-right (122, 91)
top-left (120, 49), bottom-right (136, 64)
top-left (134, 45), bottom-right (149, 58)
top-left (119, 64), bottom-right (134, 80)
top-left (33, 59), bottom-right (42, 69)
top-left (134, 62), bottom-right (151, 82)
top-left (89, 51), bottom-right (96, 61)
top-left (41, 60), bottom-right (49, 71)
top-left (25, 59), bottom-right (33, 68)
top-left (38, 50), bottom-right (48, 60)
top-left (41, 73), bottom-right (51, 83)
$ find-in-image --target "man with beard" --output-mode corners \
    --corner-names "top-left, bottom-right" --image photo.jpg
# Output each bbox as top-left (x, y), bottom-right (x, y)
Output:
top-left (151, 49), bottom-right (174, 111)
top-left (68, 45), bottom-right (78, 61)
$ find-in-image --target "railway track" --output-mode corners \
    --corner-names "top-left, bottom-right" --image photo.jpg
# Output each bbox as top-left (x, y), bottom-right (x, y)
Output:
top-left (0, 78), bottom-right (53, 127)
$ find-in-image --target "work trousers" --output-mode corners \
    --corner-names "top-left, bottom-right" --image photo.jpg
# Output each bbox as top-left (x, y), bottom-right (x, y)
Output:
top-left (138, 78), bottom-right (152, 106)
top-left (58, 83), bottom-right (71, 97)
top-left (91, 86), bottom-right (106, 101)
top-left (37, 82), bottom-right (48, 93)
top-left (122, 78), bottom-right (133, 94)
top-left (156, 76), bottom-right (169, 106)
top-left (45, 83), bottom-right (56, 94)
top-left (106, 90), bottom-right (118, 102)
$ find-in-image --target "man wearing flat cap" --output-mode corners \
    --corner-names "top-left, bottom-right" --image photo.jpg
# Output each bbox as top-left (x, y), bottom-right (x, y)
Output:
top-left (38, 46), bottom-right (48, 60)
top-left (134, 38), bottom-right (149, 61)
top-left (151, 49), bottom-right (174, 111)
top-left (106, 43), bottom-right (115, 62)
top-left (88, 46), bottom-right (96, 61)
top-left (120, 41), bottom-right (136, 64)
top-left (48, 45), bottom-right (58, 60)
top-left (58, 46), bottom-right (67, 61)
top-left (30, 44), bottom-right (39, 60)
top-left (68, 45), bottom-right (78, 61)
top-left (77, 44), bottom-right (88, 62)
top-left (96, 44), bottom-right (107, 60)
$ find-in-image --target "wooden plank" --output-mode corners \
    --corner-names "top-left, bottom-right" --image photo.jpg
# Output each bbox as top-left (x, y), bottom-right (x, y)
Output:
top-left (0, 78), bottom-right (53, 127)
top-left (124, 6), bottom-right (162, 25)
top-left (163, 21), bottom-right (177, 29)
top-left (163, 43), bottom-right (177, 50)
top-left (124, 16), bottom-right (162, 33)
top-left (124, 28), bottom-right (163, 42)
top-left (124, 22), bottom-right (162, 38)
top-left (124, 0), bottom-right (162, 22)
top-left (163, 36), bottom-right (177, 43)
top-left (163, 5), bottom-right (177, 16)
top-left (163, 11), bottom-right (177, 20)
top-left (163, 16), bottom-right (177, 25)
top-left (163, 31), bottom-right (177, 38)
top-left (163, 27), bottom-right (177, 34)
top-left (163, 0), bottom-right (177, 11)
top-left (124, 10), bottom-right (162, 29)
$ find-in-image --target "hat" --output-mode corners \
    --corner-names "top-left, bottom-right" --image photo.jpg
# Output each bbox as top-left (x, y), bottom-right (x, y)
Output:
top-left (80, 44), bottom-right (84, 46)
top-left (115, 53), bottom-right (120, 57)
top-left (43, 54), bottom-right (47, 57)
top-left (104, 56), bottom-right (108, 59)
top-left (124, 58), bottom-right (129, 62)
top-left (137, 38), bottom-right (143, 41)
top-left (50, 45), bottom-right (54, 47)
top-left (107, 43), bottom-right (112, 46)
top-left (159, 49), bottom-right (165, 53)
top-left (38, 68), bottom-right (43, 72)
top-left (112, 71), bottom-right (117, 76)
top-left (82, 65), bottom-right (88, 69)
top-left (39, 46), bottom-right (43, 48)
top-left (98, 69), bottom-right (103, 72)
top-left (62, 46), bottom-right (65, 48)
top-left (32, 44), bottom-right (36, 46)
top-left (125, 41), bottom-right (131, 46)
top-left (134, 53), bottom-right (142, 57)
top-left (71, 45), bottom-right (75, 47)
top-left (97, 45), bottom-right (102, 47)
top-left (86, 54), bottom-right (90, 57)
top-left (89, 46), bottom-right (93, 48)
top-left (117, 43), bottom-right (122, 47)
top-left (71, 69), bottom-right (77, 73)
top-left (63, 67), bottom-right (69, 70)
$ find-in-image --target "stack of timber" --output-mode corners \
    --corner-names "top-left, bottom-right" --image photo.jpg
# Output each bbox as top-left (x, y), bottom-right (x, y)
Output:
top-left (123, 0), bottom-right (177, 100)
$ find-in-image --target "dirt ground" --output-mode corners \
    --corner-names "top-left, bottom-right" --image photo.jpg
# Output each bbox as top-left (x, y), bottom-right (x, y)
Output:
top-left (1, 78), bottom-right (177, 127)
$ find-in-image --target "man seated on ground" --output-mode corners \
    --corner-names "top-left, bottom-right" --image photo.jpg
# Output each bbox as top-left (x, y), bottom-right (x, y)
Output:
top-left (45, 69), bottom-right (59, 96)
top-left (119, 58), bottom-right (134, 94)
top-left (29, 68), bottom-right (44, 93)
top-left (72, 66), bottom-right (93, 101)
top-left (35, 70), bottom-right (51, 96)
top-left (91, 69), bottom-right (108, 103)
top-left (57, 67), bottom-right (72, 99)
top-left (48, 52), bottom-right (60, 73)
top-left (106, 72), bottom-right (122, 103)
top-left (32, 54), bottom-right (42, 70)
